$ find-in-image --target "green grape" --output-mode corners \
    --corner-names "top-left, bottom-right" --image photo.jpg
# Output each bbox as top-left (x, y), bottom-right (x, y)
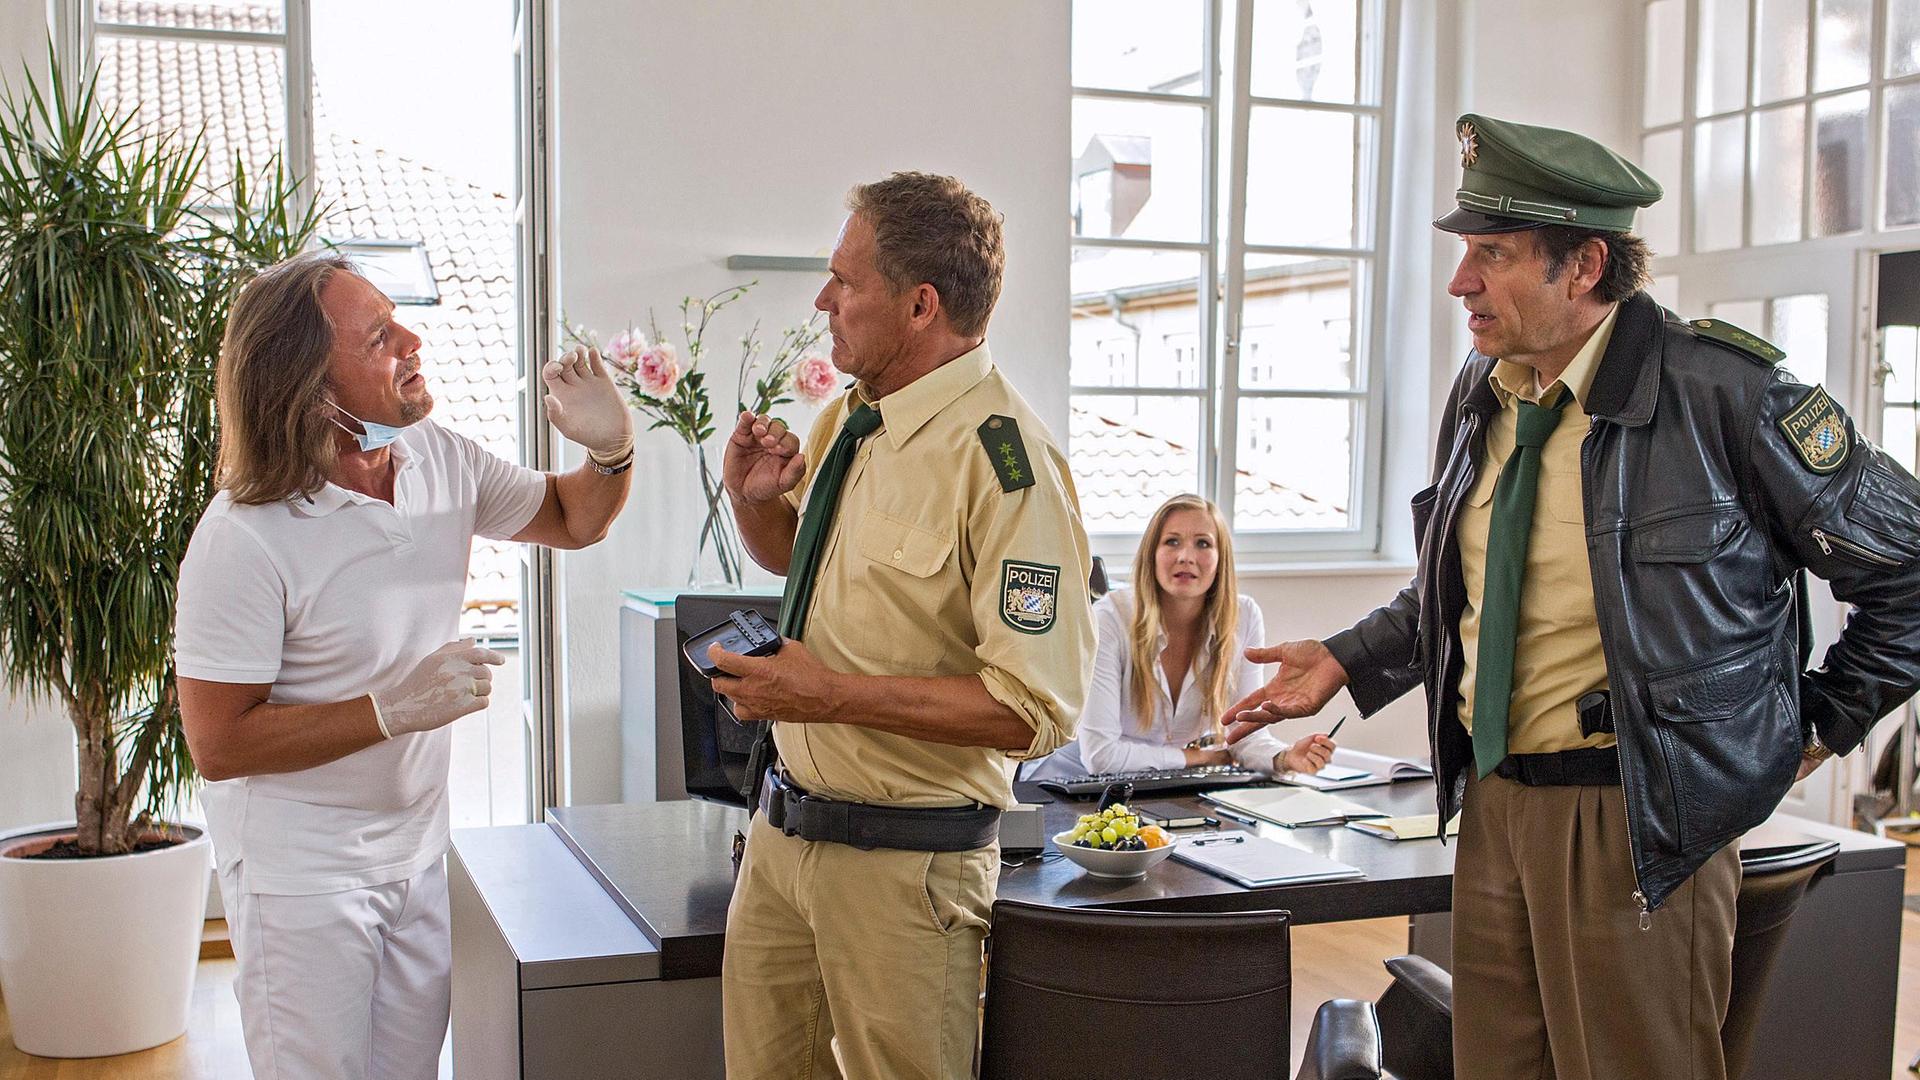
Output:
top-left (1101, 827), bottom-right (1120, 844)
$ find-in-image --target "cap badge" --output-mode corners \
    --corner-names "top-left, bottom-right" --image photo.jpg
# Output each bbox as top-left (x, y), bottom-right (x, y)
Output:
top-left (1458, 121), bottom-right (1478, 168)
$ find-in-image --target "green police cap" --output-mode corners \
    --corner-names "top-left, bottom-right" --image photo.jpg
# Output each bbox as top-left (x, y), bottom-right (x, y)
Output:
top-left (1435, 114), bottom-right (1663, 235)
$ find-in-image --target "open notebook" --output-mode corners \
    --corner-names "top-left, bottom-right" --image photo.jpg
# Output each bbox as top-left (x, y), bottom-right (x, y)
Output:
top-left (1201, 787), bottom-right (1388, 828)
top-left (1171, 833), bottom-right (1364, 888)
top-left (1281, 748), bottom-right (1435, 792)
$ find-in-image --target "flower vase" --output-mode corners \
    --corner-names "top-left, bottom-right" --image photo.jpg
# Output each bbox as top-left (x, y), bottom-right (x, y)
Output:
top-left (688, 443), bottom-right (745, 590)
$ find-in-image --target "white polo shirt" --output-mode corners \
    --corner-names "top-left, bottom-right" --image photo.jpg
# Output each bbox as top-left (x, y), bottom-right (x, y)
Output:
top-left (173, 419), bottom-right (546, 896)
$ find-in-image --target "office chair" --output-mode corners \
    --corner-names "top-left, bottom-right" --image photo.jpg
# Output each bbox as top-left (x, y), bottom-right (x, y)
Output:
top-left (978, 899), bottom-right (1384, 1080)
top-left (1089, 554), bottom-right (1110, 599)
top-left (1368, 840), bottom-right (1842, 1080)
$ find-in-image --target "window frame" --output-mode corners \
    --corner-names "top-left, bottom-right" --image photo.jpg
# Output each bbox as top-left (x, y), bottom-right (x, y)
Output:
top-left (1642, 0), bottom-right (1920, 261)
top-left (70, 0), bottom-right (316, 222)
top-left (1068, 0), bottom-right (1400, 560)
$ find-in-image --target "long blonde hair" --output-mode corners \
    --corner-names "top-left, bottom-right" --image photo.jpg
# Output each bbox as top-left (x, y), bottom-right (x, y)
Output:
top-left (1127, 494), bottom-right (1240, 734)
top-left (215, 252), bottom-right (357, 505)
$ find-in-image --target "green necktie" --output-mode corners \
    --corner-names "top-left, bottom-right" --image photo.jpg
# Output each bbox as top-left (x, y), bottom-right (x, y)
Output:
top-left (1471, 391), bottom-right (1572, 778)
top-left (779, 403), bottom-right (881, 640)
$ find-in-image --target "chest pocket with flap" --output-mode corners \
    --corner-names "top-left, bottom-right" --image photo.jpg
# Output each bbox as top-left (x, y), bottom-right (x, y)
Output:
top-left (1630, 507), bottom-right (1742, 564)
top-left (858, 508), bottom-right (955, 578)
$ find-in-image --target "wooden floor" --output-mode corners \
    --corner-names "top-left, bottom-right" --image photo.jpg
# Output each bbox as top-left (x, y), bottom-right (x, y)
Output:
top-left (5, 853), bottom-right (1919, 1079)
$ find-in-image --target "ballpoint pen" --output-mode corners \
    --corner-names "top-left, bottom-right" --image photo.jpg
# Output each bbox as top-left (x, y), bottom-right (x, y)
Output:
top-left (1325, 715), bottom-right (1349, 740)
top-left (1188, 834), bottom-right (1246, 846)
top-left (1211, 807), bottom-right (1263, 828)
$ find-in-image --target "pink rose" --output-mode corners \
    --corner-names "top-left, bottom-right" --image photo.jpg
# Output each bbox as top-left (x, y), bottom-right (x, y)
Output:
top-left (793, 353), bottom-right (839, 404)
top-left (605, 329), bottom-right (647, 375)
top-left (637, 342), bottom-right (681, 398)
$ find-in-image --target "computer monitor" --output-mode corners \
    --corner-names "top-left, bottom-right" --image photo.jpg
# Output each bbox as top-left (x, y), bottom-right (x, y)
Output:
top-left (675, 592), bottom-right (783, 808)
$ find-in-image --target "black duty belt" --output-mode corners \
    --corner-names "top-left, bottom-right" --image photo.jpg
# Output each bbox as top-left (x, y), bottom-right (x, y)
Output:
top-left (1494, 747), bottom-right (1622, 787)
top-left (757, 769), bottom-right (1001, 852)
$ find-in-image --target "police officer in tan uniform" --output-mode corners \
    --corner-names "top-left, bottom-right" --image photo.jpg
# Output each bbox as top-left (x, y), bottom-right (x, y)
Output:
top-left (710, 171), bottom-right (1096, 1080)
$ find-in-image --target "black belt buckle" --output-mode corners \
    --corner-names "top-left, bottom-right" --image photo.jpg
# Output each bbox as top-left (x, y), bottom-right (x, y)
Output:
top-left (762, 771), bottom-right (792, 832)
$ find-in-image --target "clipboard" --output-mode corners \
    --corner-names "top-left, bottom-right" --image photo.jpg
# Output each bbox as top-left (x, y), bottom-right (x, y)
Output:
top-left (1170, 833), bottom-right (1364, 888)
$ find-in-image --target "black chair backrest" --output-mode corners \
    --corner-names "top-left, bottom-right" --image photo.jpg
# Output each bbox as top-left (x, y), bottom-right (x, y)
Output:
top-left (1723, 840), bottom-right (1840, 1080)
top-left (979, 899), bottom-right (1292, 1080)
top-left (1375, 955), bottom-right (1454, 1080)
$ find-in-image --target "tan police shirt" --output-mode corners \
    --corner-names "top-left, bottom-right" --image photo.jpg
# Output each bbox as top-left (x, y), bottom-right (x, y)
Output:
top-left (775, 342), bottom-right (1096, 809)
top-left (1456, 304), bottom-right (1619, 754)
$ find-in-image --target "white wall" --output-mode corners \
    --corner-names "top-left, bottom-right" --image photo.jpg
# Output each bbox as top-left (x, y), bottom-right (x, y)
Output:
top-left (549, 0), bottom-right (1070, 803)
top-left (0, 3), bottom-right (77, 832)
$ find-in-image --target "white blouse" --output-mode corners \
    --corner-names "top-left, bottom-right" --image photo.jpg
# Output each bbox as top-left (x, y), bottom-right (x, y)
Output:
top-left (1060, 588), bottom-right (1289, 776)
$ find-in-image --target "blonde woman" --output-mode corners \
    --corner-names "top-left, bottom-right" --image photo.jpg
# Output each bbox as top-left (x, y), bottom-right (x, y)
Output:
top-left (1071, 494), bottom-right (1335, 778)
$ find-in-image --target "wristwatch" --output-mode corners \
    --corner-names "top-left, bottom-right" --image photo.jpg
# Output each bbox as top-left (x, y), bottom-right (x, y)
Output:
top-left (589, 448), bottom-right (634, 476)
top-left (1802, 726), bottom-right (1834, 762)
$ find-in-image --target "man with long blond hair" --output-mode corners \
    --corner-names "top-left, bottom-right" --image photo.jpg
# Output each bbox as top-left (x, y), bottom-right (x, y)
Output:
top-left (172, 252), bottom-right (633, 1080)
top-left (1052, 493), bottom-right (1333, 779)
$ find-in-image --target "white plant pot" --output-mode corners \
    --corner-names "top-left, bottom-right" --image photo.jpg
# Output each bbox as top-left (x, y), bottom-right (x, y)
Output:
top-left (0, 821), bottom-right (212, 1058)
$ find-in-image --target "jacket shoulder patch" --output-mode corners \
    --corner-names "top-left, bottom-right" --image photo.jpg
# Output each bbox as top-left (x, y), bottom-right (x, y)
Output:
top-left (977, 415), bottom-right (1035, 492)
top-left (1778, 385), bottom-right (1850, 474)
top-left (1689, 318), bottom-right (1785, 366)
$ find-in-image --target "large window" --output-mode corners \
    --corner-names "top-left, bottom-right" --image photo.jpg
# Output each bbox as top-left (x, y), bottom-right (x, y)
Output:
top-left (1641, 0), bottom-right (1920, 256)
top-left (1069, 0), bottom-right (1395, 554)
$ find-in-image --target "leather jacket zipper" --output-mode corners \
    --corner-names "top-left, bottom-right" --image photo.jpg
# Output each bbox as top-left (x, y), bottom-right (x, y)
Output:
top-left (1578, 415), bottom-right (1655, 928)
top-left (1811, 527), bottom-right (1900, 568)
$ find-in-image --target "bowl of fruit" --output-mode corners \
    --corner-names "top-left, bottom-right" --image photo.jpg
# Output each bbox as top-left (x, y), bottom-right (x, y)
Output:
top-left (1052, 803), bottom-right (1177, 879)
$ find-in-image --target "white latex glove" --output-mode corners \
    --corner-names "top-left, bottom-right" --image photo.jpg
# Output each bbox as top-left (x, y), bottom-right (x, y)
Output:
top-left (543, 346), bottom-right (634, 459)
top-left (370, 639), bottom-right (507, 738)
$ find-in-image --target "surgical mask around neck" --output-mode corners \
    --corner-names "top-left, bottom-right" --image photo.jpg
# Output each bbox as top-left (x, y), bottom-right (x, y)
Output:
top-left (327, 400), bottom-right (412, 452)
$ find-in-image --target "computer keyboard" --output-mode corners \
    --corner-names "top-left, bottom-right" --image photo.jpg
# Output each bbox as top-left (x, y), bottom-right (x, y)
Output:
top-left (1035, 764), bottom-right (1268, 798)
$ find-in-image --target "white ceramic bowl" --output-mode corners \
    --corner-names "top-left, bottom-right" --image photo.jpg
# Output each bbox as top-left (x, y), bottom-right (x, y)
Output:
top-left (1052, 829), bottom-right (1178, 879)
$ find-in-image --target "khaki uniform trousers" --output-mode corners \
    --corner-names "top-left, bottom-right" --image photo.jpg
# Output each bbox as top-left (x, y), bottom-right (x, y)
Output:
top-left (1452, 772), bottom-right (1740, 1080)
top-left (722, 809), bottom-right (997, 1080)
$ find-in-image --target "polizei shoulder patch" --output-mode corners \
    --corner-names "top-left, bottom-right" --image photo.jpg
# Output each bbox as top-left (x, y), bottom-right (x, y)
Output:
top-left (1778, 385), bottom-right (1850, 474)
top-left (1000, 560), bottom-right (1059, 634)
top-left (1689, 318), bottom-right (1785, 365)
top-left (978, 414), bottom-right (1036, 492)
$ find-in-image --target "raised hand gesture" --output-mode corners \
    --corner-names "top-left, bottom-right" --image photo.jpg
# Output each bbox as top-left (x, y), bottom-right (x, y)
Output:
top-left (1221, 639), bottom-right (1350, 744)
top-left (724, 411), bottom-right (805, 505)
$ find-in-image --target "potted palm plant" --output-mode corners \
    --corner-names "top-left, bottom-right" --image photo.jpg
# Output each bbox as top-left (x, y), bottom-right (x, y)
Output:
top-left (0, 54), bottom-right (318, 1057)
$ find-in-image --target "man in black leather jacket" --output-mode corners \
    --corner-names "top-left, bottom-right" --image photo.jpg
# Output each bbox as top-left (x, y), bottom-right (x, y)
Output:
top-left (1223, 114), bottom-right (1920, 1080)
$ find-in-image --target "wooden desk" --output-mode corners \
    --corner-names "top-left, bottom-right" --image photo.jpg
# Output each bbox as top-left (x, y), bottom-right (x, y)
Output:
top-left (450, 788), bottom-right (1904, 1079)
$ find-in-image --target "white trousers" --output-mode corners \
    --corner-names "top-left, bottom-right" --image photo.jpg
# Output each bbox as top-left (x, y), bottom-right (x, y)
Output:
top-left (217, 860), bottom-right (451, 1080)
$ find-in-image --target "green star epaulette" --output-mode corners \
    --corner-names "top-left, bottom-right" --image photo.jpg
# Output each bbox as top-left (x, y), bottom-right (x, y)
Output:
top-left (1778, 385), bottom-right (1850, 474)
top-left (977, 415), bottom-right (1035, 492)
top-left (1688, 318), bottom-right (1785, 366)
